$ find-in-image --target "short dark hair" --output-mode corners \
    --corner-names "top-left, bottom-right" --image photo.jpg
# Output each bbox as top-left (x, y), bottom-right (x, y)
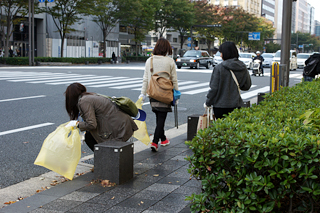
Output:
top-left (65, 83), bottom-right (87, 120)
top-left (153, 38), bottom-right (172, 56)
top-left (219, 41), bottom-right (239, 60)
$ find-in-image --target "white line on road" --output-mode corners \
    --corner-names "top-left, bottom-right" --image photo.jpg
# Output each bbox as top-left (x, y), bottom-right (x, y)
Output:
top-left (241, 86), bottom-right (270, 99)
top-left (0, 123), bottom-right (54, 136)
top-left (0, 95), bottom-right (46, 103)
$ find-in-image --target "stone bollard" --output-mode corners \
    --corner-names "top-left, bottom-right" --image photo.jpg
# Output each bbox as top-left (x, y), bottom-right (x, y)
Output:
top-left (94, 141), bottom-right (134, 185)
top-left (243, 101), bottom-right (250, 108)
top-left (187, 114), bottom-right (202, 141)
top-left (257, 93), bottom-right (266, 105)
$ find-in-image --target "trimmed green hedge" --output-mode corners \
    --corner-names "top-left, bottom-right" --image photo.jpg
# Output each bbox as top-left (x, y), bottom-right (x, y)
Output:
top-left (186, 80), bottom-right (320, 212)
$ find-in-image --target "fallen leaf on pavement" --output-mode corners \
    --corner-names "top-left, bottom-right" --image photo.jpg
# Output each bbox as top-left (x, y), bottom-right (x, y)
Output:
top-left (153, 174), bottom-right (159, 177)
top-left (4, 201), bottom-right (17, 205)
top-left (111, 196), bottom-right (115, 200)
top-left (23, 142), bottom-right (29, 144)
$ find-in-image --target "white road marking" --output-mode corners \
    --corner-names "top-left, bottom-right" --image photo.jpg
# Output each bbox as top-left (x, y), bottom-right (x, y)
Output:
top-left (0, 95), bottom-right (46, 103)
top-left (241, 86), bottom-right (270, 99)
top-left (89, 80), bottom-right (143, 88)
top-left (0, 123), bottom-right (54, 136)
top-left (178, 82), bottom-right (209, 90)
top-left (82, 77), bottom-right (139, 86)
top-left (110, 83), bottom-right (143, 89)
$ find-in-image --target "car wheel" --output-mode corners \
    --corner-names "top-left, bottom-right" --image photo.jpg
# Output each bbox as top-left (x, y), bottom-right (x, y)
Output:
top-left (196, 62), bottom-right (200, 69)
top-left (177, 66), bottom-right (181, 69)
top-left (206, 62), bottom-right (210, 69)
top-left (190, 66), bottom-right (193, 69)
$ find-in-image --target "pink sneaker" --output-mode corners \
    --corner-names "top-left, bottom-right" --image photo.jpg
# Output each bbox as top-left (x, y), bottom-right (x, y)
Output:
top-left (160, 138), bottom-right (170, 146)
top-left (150, 142), bottom-right (158, 152)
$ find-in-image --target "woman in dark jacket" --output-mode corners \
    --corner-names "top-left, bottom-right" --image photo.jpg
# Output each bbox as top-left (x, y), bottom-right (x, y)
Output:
top-left (65, 83), bottom-right (138, 151)
top-left (206, 42), bottom-right (252, 119)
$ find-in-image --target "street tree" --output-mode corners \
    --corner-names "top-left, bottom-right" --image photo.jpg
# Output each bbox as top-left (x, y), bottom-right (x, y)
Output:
top-left (165, 0), bottom-right (195, 55)
top-left (0, 0), bottom-right (29, 57)
top-left (115, 0), bottom-right (156, 56)
top-left (153, 0), bottom-right (194, 39)
top-left (194, 1), bottom-right (225, 54)
top-left (43, 0), bottom-right (91, 57)
top-left (87, 0), bottom-right (118, 58)
top-left (291, 32), bottom-right (320, 53)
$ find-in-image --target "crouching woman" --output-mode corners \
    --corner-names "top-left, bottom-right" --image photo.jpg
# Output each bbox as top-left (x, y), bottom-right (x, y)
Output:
top-left (65, 83), bottom-right (138, 151)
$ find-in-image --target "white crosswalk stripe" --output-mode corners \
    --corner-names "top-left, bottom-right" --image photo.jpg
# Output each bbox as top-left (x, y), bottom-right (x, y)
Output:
top-left (0, 70), bottom-right (301, 100)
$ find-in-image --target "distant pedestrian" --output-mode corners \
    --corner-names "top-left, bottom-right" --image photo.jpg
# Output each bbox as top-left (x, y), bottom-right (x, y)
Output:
top-left (139, 38), bottom-right (179, 152)
top-left (9, 48), bottom-right (13, 57)
top-left (112, 52), bottom-right (116, 63)
top-left (205, 41), bottom-right (252, 119)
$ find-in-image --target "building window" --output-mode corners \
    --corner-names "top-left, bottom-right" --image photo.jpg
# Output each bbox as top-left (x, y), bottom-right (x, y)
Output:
top-left (119, 26), bottom-right (127, 33)
top-left (173, 38), bottom-right (178, 42)
top-left (153, 37), bottom-right (158, 42)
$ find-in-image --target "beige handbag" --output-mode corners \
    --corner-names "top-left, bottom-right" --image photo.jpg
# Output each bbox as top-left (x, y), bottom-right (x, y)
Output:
top-left (147, 57), bottom-right (173, 105)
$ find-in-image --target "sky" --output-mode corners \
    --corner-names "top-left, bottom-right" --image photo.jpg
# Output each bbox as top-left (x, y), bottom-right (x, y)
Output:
top-left (308, 0), bottom-right (320, 22)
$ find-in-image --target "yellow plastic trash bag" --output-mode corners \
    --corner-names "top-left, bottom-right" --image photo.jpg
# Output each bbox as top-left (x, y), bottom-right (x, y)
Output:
top-left (34, 122), bottom-right (81, 180)
top-left (133, 98), bottom-right (150, 145)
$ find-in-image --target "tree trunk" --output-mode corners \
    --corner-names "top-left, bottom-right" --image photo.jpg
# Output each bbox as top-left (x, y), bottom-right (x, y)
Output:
top-left (207, 40), bottom-right (211, 55)
top-left (103, 30), bottom-right (106, 58)
top-left (5, 16), bottom-right (11, 57)
top-left (61, 34), bottom-right (65, 57)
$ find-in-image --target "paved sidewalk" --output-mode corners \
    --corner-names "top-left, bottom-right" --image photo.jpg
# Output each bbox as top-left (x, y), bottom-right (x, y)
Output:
top-left (0, 131), bottom-right (200, 213)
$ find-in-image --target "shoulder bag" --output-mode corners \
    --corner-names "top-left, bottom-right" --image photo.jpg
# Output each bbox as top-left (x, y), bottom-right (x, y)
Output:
top-left (98, 94), bottom-right (138, 117)
top-left (230, 70), bottom-right (241, 95)
top-left (147, 57), bottom-right (174, 105)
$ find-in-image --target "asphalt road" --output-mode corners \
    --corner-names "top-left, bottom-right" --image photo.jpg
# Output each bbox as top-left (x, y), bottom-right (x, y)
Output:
top-left (0, 63), bottom-right (304, 188)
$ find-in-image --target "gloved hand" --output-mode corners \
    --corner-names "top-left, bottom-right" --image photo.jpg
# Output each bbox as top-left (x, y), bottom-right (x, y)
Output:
top-left (65, 120), bottom-right (78, 128)
top-left (203, 102), bottom-right (208, 109)
top-left (175, 99), bottom-right (179, 105)
top-left (138, 94), bottom-right (146, 102)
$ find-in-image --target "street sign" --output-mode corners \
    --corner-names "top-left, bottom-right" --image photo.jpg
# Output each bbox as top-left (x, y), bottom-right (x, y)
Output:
top-left (39, 0), bottom-right (45, 2)
top-left (299, 45), bottom-right (303, 48)
top-left (47, 0), bottom-right (54, 2)
top-left (187, 37), bottom-right (191, 41)
top-left (187, 43), bottom-right (191, 47)
top-left (248, 32), bottom-right (260, 41)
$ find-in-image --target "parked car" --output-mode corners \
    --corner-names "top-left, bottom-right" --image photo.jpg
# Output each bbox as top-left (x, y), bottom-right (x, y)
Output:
top-left (272, 50), bottom-right (298, 70)
top-left (297, 53), bottom-right (312, 68)
top-left (176, 50), bottom-right (213, 69)
top-left (239, 53), bottom-right (256, 69)
top-left (213, 51), bottom-right (223, 66)
top-left (261, 53), bottom-right (274, 68)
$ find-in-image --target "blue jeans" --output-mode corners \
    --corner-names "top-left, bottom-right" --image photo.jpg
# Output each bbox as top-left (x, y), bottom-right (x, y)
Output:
top-left (304, 76), bottom-right (315, 82)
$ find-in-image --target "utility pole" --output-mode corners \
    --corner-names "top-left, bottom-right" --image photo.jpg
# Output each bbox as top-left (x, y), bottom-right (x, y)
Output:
top-left (280, 0), bottom-right (295, 87)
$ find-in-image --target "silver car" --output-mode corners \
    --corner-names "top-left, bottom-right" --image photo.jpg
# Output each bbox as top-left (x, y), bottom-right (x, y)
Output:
top-left (213, 51), bottom-right (223, 66)
top-left (239, 53), bottom-right (256, 69)
top-left (297, 53), bottom-right (312, 68)
top-left (261, 53), bottom-right (274, 68)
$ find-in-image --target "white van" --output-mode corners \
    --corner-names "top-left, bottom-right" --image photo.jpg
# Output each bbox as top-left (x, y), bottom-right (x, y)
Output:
top-left (272, 50), bottom-right (297, 70)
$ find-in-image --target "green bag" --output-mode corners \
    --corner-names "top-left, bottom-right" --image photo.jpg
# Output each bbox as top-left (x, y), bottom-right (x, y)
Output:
top-left (98, 94), bottom-right (138, 117)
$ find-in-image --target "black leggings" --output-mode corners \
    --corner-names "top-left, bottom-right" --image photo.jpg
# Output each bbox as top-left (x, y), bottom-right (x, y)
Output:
top-left (213, 107), bottom-right (240, 119)
top-left (84, 131), bottom-right (97, 152)
top-left (153, 111), bottom-right (168, 144)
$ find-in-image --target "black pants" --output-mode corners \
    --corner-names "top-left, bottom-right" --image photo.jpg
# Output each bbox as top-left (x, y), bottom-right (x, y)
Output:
top-left (213, 107), bottom-right (240, 119)
top-left (153, 111), bottom-right (168, 144)
top-left (85, 131), bottom-right (97, 152)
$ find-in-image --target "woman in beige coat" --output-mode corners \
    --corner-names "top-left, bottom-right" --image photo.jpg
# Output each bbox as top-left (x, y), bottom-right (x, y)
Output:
top-left (65, 83), bottom-right (138, 151)
top-left (139, 38), bottom-right (179, 152)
